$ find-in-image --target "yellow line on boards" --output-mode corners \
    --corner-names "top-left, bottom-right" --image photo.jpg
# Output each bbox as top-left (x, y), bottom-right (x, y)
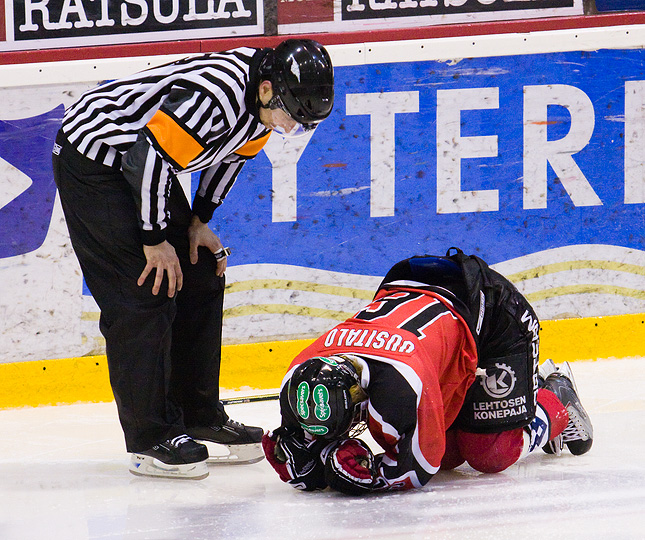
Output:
top-left (0, 339), bottom-right (313, 410)
top-left (225, 278), bottom-right (375, 299)
top-left (525, 284), bottom-right (645, 303)
top-left (2, 313), bottom-right (645, 410)
top-left (223, 304), bottom-right (356, 321)
top-left (506, 260), bottom-right (645, 282)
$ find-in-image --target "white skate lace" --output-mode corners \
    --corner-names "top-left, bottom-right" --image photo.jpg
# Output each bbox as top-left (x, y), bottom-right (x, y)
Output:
top-left (170, 434), bottom-right (193, 447)
top-left (561, 407), bottom-right (590, 442)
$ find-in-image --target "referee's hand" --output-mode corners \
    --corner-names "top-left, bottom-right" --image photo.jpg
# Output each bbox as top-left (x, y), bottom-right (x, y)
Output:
top-left (188, 216), bottom-right (227, 277)
top-left (139, 241), bottom-right (183, 297)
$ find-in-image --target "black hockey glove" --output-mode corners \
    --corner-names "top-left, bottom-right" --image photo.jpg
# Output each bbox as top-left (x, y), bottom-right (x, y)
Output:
top-left (324, 438), bottom-right (377, 496)
top-left (262, 427), bottom-right (327, 491)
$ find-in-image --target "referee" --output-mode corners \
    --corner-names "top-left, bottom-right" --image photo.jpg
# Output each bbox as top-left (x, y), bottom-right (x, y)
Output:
top-left (52, 39), bottom-right (334, 479)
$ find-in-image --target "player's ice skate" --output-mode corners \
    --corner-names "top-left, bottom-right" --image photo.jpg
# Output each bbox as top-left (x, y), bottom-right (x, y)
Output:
top-left (539, 359), bottom-right (594, 456)
top-left (188, 419), bottom-right (265, 465)
top-left (128, 434), bottom-right (209, 480)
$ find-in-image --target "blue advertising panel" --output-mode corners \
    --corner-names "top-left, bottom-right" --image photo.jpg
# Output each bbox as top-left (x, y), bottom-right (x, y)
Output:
top-left (595, 0), bottom-right (645, 11)
top-left (214, 49), bottom-right (645, 274)
top-left (0, 107), bottom-right (62, 258)
top-left (3, 46), bottom-right (645, 357)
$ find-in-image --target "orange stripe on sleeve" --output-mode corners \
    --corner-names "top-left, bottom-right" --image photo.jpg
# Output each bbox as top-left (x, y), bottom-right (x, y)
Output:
top-left (235, 132), bottom-right (271, 157)
top-left (146, 110), bottom-right (204, 169)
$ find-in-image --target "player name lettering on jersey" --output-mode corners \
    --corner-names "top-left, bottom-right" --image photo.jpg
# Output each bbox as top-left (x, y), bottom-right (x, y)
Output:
top-left (473, 396), bottom-right (528, 420)
top-left (323, 327), bottom-right (415, 354)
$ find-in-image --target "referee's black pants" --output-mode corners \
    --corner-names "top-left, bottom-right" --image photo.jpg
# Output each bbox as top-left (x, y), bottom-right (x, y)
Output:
top-left (52, 131), bottom-right (227, 453)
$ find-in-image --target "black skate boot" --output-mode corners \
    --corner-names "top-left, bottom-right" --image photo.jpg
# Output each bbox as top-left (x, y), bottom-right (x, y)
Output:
top-left (540, 360), bottom-right (593, 456)
top-left (129, 434), bottom-right (209, 479)
top-left (187, 420), bottom-right (265, 465)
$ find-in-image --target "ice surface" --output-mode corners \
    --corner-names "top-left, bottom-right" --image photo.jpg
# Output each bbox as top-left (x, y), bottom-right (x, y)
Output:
top-left (1, 358), bottom-right (644, 540)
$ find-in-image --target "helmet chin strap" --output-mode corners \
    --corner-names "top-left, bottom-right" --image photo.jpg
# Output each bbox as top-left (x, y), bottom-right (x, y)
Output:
top-left (257, 93), bottom-right (313, 138)
top-left (258, 92), bottom-right (281, 111)
top-left (272, 123), bottom-right (312, 139)
top-left (256, 78), bottom-right (276, 114)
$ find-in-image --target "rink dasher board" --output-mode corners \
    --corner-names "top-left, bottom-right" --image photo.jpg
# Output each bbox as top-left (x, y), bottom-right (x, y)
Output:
top-left (2, 25), bottom-right (645, 370)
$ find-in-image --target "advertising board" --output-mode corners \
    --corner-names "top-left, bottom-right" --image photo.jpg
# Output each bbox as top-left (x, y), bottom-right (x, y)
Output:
top-left (2, 29), bottom-right (645, 363)
top-left (277, 0), bottom-right (583, 33)
top-left (0, 0), bottom-right (263, 51)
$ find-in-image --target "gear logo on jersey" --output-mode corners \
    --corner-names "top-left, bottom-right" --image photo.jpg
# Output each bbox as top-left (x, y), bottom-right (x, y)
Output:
top-left (480, 363), bottom-right (516, 399)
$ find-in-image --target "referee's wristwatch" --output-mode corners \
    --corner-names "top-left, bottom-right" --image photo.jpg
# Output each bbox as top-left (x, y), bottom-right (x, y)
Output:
top-left (214, 247), bottom-right (231, 261)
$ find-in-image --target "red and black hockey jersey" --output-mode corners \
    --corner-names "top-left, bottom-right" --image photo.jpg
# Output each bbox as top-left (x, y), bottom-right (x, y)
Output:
top-left (281, 285), bottom-right (478, 490)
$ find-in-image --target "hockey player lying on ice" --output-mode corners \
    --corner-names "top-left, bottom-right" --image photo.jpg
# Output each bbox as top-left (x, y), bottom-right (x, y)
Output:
top-left (262, 249), bottom-right (594, 495)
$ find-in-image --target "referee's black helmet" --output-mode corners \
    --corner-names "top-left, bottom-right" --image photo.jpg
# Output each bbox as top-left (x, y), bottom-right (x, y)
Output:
top-left (261, 39), bottom-right (334, 127)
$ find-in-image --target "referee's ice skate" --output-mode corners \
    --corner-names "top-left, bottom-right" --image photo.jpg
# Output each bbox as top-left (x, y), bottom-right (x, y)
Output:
top-left (129, 434), bottom-right (209, 479)
top-left (188, 419), bottom-right (265, 464)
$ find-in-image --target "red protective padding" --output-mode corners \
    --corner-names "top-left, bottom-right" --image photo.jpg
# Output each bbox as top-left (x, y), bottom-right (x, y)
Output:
top-left (456, 429), bottom-right (525, 474)
top-left (537, 388), bottom-right (569, 440)
top-left (440, 429), bottom-right (466, 470)
top-left (261, 433), bottom-right (291, 484)
top-left (332, 439), bottom-right (374, 481)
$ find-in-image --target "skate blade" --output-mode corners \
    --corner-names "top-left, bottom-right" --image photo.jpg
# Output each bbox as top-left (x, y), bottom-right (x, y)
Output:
top-left (129, 454), bottom-right (209, 480)
top-left (547, 434), bottom-right (564, 456)
top-left (201, 441), bottom-right (265, 465)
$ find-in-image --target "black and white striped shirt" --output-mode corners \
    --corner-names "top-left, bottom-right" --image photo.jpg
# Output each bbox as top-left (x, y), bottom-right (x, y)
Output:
top-left (62, 47), bottom-right (271, 245)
